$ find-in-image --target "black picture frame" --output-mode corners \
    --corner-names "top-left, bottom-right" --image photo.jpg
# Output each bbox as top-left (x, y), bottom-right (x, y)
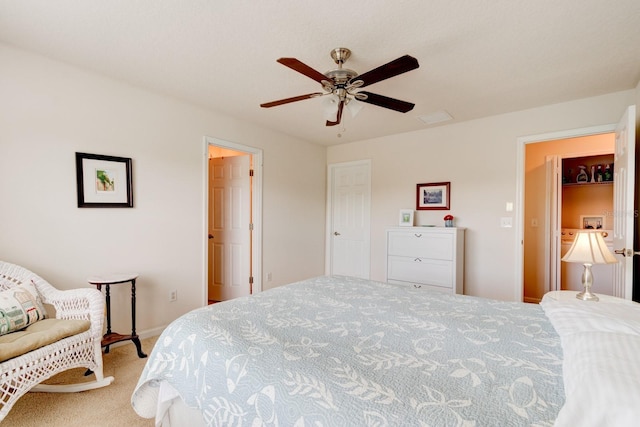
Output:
top-left (76, 152), bottom-right (133, 208)
top-left (416, 182), bottom-right (450, 210)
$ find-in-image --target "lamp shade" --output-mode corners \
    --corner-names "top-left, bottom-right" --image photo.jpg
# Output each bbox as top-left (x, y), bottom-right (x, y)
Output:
top-left (561, 231), bottom-right (618, 265)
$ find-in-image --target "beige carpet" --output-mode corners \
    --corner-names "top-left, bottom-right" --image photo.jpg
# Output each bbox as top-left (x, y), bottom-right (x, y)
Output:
top-left (3, 336), bottom-right (158, 427)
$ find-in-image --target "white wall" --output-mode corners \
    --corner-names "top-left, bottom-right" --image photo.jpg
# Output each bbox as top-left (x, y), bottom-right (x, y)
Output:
top-left (327, 90), bottom-right (636, 301)
top-left (0, 44), bottom-right (327, 336)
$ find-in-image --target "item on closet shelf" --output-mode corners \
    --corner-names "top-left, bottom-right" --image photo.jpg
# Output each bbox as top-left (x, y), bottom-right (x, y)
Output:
top-left (444, 214), bottom-right (454, 227)
top-left (576, 165), bottom-right (588, 183)
top-left (563, 168), bottom-right (573, 184)
top-left (590, 165), bottom-right (596, 183)
top-left (604, 164), bottom-right (613, 181)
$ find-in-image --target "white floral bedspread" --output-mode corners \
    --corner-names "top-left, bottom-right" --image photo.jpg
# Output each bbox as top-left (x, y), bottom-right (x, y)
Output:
top-left (132, 276), bottom-right (564, 426)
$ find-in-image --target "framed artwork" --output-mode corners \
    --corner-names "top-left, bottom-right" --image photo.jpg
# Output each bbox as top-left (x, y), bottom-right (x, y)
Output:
top-left (416, 182), bottom-right (450, 210)
top-left (76, 152), bottom-right (133, 207)
top-left (580, 215), bottom-right (604, 229)
top-left (399, 209), bottom-right (414, 226)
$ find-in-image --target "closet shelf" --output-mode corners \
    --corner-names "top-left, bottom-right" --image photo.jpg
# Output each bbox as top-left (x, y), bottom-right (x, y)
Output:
top-left (563, 181), bottom-right (613, 187)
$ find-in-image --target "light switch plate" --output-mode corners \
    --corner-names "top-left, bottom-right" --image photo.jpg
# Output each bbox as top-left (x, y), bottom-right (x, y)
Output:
top-left (500, 217), bottom-right (513, 228)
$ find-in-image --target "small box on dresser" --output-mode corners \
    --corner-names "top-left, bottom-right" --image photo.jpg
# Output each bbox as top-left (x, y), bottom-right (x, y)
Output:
top-left (386, 227), bottom-right (465, 294)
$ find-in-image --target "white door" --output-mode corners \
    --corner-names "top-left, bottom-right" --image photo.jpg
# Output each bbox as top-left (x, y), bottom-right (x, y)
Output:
top-left (208, 155), bottom-right (251, 301)
top-left (612, 105), bottom-right (636, 299)
top-left (327, 160), bottom-right (371, 278)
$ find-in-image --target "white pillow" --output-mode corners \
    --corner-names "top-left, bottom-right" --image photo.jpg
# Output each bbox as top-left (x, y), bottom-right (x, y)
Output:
top-left (0, 280), bottom-right (48, 336)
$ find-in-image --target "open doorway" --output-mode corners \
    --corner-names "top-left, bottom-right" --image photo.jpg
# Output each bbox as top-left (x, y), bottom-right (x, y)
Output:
top-left (205, 137), bottom-right (262, 304)
top-left (522, 132), bottom-right (614, 302)
top-left (559, 153), bottom-right (615, 295)
top-left (518, 106), bottom-right (637, 303)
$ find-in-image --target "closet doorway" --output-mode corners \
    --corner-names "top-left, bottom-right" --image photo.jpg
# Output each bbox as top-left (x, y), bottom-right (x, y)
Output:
top-left (519, 106), bottom-right (636, 302)
top-left (205, 137), bottom-right (262, 303)
top-left (523, 133), bottom-right (614, 302)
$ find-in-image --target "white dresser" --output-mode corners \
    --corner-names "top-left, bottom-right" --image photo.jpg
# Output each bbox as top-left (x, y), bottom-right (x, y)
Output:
top-left (386, 227), bottom-right (465, 294)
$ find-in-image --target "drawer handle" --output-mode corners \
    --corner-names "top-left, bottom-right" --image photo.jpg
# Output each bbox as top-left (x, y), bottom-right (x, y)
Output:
top-left (414, 234), bottom-right (422, 238)
top-left (414, 258), bottom-right (422, 262)
top-left (413, 284), bottom-right (422, 289)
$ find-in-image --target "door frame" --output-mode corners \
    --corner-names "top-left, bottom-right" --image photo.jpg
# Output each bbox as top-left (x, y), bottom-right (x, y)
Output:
top-left (203, 136), bottom-right (263, 305)
top-left (515, 124), bottom-right (616, 302)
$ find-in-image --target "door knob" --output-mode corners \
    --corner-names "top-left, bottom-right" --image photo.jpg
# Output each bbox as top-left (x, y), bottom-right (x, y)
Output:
top-left (614, 248), bottom-right (637, 257)
top-left (614, 248), bottom-right (627, 256)
top-left (208, 234), bottom-right (214, 239)
top-left (334, 232), bottom-right (341, 236)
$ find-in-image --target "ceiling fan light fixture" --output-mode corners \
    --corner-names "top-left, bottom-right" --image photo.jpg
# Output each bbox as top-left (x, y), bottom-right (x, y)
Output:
top-left (261, 48), bottom-right (419, 127)
top-left (345, 98), bottom-right (363, 118)
top-left (322, 95), bottom-right (339, 121)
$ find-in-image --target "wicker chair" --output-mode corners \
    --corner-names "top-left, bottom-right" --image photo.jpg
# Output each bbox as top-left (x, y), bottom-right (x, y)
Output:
top-left (0, 261), bottom-right (114, 421)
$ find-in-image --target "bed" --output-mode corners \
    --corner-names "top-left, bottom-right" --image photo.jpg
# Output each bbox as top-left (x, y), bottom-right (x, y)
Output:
top-left (131, 275), bottom-right (640, 426)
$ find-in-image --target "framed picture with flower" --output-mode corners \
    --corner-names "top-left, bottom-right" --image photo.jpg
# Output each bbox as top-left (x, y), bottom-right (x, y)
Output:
top-left (416, 182), bottom-right (450, 210)
top-left (75, 152), bottom-right (134, 208)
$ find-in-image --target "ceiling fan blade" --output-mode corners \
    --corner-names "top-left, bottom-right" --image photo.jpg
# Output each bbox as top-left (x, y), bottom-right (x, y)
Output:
top-left (326, 100), bottom-right (345, 126)
top-left (260, 92), bottom-right (324, 108)
top-left (277, 58), bottom-right (329, 83)
top-left (357, 91), bottom-right (415, 113)
top-left (355, 55), bottom-right (419, 88)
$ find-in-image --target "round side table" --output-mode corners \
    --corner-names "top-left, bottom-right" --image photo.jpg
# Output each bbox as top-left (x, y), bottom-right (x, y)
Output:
top-left (88, 273), bottom-right (147, 358)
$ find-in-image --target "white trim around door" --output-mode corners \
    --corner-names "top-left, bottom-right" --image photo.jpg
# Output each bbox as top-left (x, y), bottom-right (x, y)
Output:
top-left (203, 136), bottom-right (263, 305)
top-left (515, 124), bottom-right (617, 302)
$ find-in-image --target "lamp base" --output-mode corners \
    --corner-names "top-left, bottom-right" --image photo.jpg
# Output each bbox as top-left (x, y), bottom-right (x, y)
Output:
top-left (576, 291), bottom-right (599, 302)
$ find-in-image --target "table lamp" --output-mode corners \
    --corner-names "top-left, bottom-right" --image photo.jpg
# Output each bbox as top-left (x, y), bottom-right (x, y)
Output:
top-left (561, 230), bottom-right (618, 301)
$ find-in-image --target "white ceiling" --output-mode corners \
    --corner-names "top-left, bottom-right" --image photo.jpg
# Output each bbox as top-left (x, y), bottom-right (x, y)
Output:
top-left (1, 0), bottom-right (639, 146)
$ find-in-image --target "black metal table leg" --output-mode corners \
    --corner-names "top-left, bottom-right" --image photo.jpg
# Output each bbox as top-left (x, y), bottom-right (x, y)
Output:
top-left (88, 273), bottom-right (147, 358)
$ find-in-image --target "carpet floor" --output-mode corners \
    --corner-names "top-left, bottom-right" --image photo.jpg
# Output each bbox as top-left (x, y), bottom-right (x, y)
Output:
top-left (3, 336), bottom-right (158, 426)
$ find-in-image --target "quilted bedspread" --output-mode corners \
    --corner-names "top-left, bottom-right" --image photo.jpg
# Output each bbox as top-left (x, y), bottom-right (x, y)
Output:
top-left (132, 276), bottom-right (564, 426)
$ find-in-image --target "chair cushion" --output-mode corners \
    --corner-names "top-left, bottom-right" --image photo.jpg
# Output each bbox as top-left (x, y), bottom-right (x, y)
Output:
top-left (0, 318), bottom-right (90, 362)
top-left (0, 281), bottom-right (48, 336)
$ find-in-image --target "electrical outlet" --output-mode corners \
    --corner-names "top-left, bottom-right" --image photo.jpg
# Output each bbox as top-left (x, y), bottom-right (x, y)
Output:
top-left (169, 290), bottom-right (177, 301)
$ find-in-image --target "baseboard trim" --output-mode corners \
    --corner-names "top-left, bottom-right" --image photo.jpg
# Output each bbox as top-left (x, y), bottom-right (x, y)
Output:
top-left (138, 325), bottom-right (166, 339)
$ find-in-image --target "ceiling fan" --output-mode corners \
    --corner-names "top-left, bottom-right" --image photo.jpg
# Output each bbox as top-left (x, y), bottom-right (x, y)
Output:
top-left (260, 48), bottom-right (419, 126)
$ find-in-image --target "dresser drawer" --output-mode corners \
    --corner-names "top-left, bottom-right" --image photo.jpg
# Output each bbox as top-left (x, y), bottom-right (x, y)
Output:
top-left (385, 227), bottom-right (464, 295)
top-left (387, 255), bottom-right (453, 289)
top-left (387, 231), bottom-right (453, 260)
top-left (389, 280), bottom-right (453, 293)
